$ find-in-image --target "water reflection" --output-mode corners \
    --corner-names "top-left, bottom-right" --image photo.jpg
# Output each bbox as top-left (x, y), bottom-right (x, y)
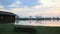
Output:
top-left (15, 20), bottom-right (60, 26)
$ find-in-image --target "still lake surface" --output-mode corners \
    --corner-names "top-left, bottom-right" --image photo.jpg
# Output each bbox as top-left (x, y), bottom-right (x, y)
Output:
top-left (15, 20), bottom-right (60, 27)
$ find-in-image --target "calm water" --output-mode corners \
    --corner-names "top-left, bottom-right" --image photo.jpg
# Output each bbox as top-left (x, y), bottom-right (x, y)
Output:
top-left (15, 20), bottom-right (60, 26)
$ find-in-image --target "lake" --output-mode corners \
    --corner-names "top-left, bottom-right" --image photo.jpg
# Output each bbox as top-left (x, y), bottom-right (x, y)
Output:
top-left (15, 20), bottom-right (60, 27)
top-left (14, 20), bottom-right (60, 34)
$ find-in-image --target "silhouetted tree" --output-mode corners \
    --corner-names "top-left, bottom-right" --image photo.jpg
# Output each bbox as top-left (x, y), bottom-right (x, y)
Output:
top-left (29, 16), bottom-right (32, 19)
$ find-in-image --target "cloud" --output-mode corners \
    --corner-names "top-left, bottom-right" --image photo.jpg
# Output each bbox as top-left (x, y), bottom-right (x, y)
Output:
top-left (33, 0), bottom-right (60, 9)
top-left (0, 0), bottom-right (59, 17)
top-left (9, 6), bottom-right (29, 15)
top-left (32, 7), bottom-right (60, 17)
top-left (9, 1), bottom-right (22, 8)
top-left (0, 5), bottom-right (8, 11)
top-left (30, 0), bottom-right (60, 17)
top-left (0, 5), bottom-right (4, 9)
top-left (8, 6), bottom-right (40, 17)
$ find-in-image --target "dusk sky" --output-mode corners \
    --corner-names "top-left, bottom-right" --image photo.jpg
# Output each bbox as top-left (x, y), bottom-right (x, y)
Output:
top-left (0, 0), bottom-right (60, 18)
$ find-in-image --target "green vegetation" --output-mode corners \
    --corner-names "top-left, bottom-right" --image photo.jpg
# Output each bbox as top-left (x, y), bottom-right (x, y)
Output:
top-left (0, 24), bottom-right (60, 34)
top-left (35, 26), bottom-right (60, 34)
top-left (18, 17), bottom-right (60, 20)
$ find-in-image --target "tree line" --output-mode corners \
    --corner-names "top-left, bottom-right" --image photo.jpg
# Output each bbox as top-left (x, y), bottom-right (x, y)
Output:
top-left (16, 16), bottom-right (60, 20)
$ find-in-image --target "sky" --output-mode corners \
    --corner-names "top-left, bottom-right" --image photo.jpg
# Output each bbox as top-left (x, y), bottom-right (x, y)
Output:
top-left (0, 0), bottom-right (60, 18)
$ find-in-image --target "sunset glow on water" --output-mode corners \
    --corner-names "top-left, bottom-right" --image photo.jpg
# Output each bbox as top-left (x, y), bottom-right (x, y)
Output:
top-left (15, 20), bottom-right (60, 27)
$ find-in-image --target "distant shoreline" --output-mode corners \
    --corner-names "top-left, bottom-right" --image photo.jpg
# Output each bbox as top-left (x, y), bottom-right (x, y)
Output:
top-left (16, 18), bottom-right (60, 20)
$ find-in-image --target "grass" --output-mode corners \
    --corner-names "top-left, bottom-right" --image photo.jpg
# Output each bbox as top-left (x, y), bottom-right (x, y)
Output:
top-left (0, 24), bottom-right (60, 34)
top-left (35, 26), bottom-right (60, 34)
